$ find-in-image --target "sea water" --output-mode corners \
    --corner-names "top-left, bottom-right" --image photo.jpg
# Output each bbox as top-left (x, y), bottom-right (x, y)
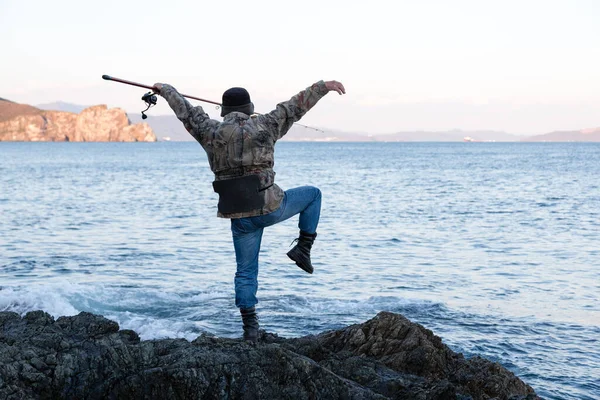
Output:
top-left (1, 142), bottom-right (598, 399)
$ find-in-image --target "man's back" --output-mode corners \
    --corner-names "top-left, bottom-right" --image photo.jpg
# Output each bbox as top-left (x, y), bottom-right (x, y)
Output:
top-left (195, 111), bottom-right (277, 178)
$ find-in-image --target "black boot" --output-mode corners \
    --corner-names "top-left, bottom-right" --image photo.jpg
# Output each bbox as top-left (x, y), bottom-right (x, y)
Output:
top-left (287, 231), bottom-right (317, 274)
top-left (240, 307), bottom-right (259, 342)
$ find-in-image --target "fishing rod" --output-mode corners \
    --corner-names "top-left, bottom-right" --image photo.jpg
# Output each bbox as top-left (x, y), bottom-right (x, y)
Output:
top-left (102, 74), bottom-right (220, 120)
top-left (102, 74), bottom-right (323, 132)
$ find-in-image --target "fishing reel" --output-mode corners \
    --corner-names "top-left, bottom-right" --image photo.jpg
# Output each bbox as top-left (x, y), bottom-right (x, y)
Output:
top-left (140, 91), bottom-right (158, 119)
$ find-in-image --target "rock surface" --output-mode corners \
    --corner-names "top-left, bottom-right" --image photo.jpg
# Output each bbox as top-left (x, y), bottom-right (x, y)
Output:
top-left (0, 311), bottom-right (539, 400)
top-left (0, 100), bottom-right (156, 142)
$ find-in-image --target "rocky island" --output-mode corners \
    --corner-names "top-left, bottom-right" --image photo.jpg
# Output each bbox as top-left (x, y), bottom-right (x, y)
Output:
top-left (0, 98), bottom-right (156, 142)
top-left (0, 310), bottom-right (539, 399)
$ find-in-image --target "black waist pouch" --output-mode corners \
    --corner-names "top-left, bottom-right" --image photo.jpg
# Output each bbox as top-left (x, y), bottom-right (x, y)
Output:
top-left (212, 175), bottom-right (268, 214)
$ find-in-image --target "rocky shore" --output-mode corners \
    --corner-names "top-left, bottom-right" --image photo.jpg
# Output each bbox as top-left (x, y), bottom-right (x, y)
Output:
top-left (0, 311), bottom-right (539, 399)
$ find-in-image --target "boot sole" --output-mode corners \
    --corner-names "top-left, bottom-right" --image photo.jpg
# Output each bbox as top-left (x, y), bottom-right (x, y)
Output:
top-left (287, 251), bottom-right (314, 274)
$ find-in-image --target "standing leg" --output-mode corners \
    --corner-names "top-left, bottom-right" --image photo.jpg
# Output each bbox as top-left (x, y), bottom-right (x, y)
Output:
top-left (231, 218), bottom-right (263, 341)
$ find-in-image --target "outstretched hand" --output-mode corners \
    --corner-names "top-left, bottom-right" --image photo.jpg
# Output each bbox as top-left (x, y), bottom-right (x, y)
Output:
top-left (152, 83), bottom-right (163, 93)
top-left (325, 80), bottom-right (346, 95)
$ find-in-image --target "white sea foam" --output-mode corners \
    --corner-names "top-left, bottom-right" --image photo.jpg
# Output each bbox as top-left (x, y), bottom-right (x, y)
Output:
top-left (0, 281), bottom-right (436, 340)
top-left (102, 311), bottom-right (205, 341)
top-left (0, 281), bottom-right (233, 340)
top-left (0, 284), bottom-right (79, 317)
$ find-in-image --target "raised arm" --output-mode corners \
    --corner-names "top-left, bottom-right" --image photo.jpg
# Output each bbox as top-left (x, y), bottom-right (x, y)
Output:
top-left (153, 83), bottom-right (220, 142)
top-left (261, 80), bottom-right (346, 141)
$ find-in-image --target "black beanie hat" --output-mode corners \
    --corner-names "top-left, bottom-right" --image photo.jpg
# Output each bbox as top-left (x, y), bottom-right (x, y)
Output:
top-left (221, 87), bottom-right (254, 117)
top-left (222, 87), bottom-right (251, 107)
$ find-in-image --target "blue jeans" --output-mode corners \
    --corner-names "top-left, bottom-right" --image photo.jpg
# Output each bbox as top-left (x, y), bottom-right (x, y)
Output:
top-left (230, 186), bottom-right (322, 309)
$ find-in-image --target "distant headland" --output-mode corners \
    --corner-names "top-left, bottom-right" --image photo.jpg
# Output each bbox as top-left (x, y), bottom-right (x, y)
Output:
top-left (2, 98), bottom-right (599, 142)
top-left (0, 98), bottom-right (156, 142)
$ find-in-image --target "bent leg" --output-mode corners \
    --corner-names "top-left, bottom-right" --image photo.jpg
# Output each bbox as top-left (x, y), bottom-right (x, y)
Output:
top-left (282, 187), bottom-right (321, 273)
top-left (250, 186), bottom-right (322, 233)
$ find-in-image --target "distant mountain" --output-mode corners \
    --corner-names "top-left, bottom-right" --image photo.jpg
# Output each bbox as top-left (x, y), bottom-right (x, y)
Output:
top-left (36, 101), bottom-right (88, 114)
top-left (523, 127), bottom-right (600, 142)
top-left (27, 100), bottom-right (600, 142)
top-left (280, 128), bottom-right (521, 142)
top-left (279, 125), bottom-right (369, 142)
top-left (370, 130), bottom-right (520, 142)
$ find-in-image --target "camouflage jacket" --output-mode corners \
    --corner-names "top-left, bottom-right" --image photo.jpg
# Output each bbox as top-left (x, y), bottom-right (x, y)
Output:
top-left (159, 81), bottom-right (329, 219)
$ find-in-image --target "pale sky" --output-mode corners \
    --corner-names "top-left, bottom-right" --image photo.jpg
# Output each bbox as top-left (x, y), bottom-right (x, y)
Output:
top-left (1, 0), bottom-right (599, 134)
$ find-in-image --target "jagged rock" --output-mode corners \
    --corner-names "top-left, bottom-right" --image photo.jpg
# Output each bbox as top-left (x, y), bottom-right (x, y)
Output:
top-left (0, 311), bottom-right (539, 400)
top-left (277, 312), bottom-right (539, 400)
top-left (0, 100), bottom-right (156, 142)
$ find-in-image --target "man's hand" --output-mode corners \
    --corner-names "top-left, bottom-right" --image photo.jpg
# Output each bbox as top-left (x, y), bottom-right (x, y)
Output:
top-left (152, 83), bottom-right (163, 93)
top-left (325, 80), bottom-right (345, 95)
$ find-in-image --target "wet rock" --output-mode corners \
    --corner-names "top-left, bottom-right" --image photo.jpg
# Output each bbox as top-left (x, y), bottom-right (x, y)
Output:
top-left (0, 311), bottom-right (539, 400)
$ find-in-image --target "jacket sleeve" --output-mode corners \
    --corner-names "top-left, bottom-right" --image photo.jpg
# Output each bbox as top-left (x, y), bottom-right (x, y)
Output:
top-left (261, 81), bottom-right (329, 141)
top-left (158, 84), bottom-right (220, 143)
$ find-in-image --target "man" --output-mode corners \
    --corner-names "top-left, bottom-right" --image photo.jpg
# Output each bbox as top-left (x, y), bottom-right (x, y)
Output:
top-left (153, 79), bottom-right (346, 341)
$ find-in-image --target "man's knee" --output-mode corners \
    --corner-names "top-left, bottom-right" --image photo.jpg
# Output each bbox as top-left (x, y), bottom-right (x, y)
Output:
top-left (310, 186), bottom-right (322, 200)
